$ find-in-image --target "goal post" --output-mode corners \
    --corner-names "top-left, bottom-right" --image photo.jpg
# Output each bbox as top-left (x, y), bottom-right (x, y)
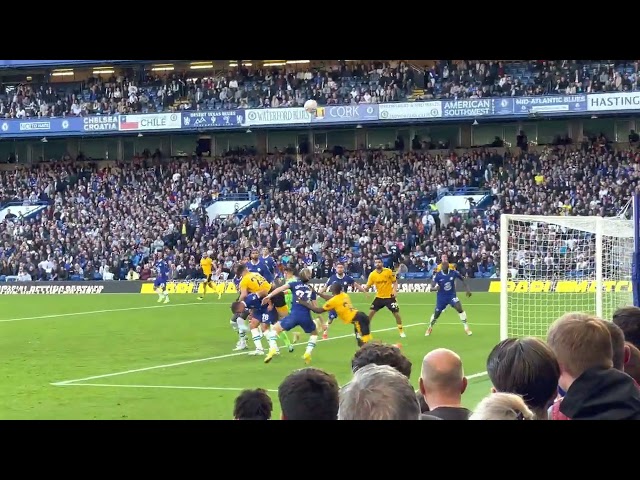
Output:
top-left (499, 209), bottom-right (637, 341)
top-left (634, 192), bottom-right (640, 309)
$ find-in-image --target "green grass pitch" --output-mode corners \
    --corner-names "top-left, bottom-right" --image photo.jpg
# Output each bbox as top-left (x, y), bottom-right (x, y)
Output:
top-left (0, 292), bottom-right (504, 420)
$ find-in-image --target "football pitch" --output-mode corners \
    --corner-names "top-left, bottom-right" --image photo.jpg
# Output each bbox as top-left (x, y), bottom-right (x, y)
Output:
top-left (0, 292), bottom-right (505, 420)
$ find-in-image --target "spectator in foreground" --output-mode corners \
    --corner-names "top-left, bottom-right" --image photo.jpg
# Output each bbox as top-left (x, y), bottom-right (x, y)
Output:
top-left (418, 348), bottom-right (472, 420)
top-left (546, 312), bottom-right (640, 420)
top-left (486, 337), bottom-right (559, 419)
top-left (233, 388), bottom-right (273, 420)
top-left (351, 341), bottom-right (412, 377)
top-left (469, 393), bottom-right (535, 420)
top-left (278, 368), bottom-right (339, 420)
top-left (339, 364), bottom-right (421, 420)
top-left (625, 343), bottom-right (640, 385)
top-left (550, 320), bottom-right (637, 420)
top-left (602, 321), bottom-right (631, 372)
top-left (350, 341), bottom-right (434, 416)
top-left (613, 306), bottom-right (640, 349)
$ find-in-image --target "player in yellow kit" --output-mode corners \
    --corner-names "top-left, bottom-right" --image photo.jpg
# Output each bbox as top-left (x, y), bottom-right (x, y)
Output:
top-left (236, 264), bottom-right (272, 301)
top-left (198, 251), bottom-right (216, 300)
top-left (365, 257), bottom-right (405, 338)
top-left (300, 283), bottom-right (372, 347)
top-left (435, 254), bottom-right (456, 273)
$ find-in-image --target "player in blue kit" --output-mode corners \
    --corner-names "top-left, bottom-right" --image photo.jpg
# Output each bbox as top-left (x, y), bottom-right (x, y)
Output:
top-left (319, 262), bottom-right (367, 340)
top-left (229, 275), bottom-right (251, 351)
top-left (260, 247), bottom-right (278, 278)
top-left (246, 249), bottom-right (275, 283)
top-left (154, 256), bottom-right (170, 304)
top-left (261, 268), bottom-right (320, 365)
top-left (246, 249), bottom-right (289, 319)
top-left (231, 293), bottom-right (294, 355)
top-left (426, 260), bottom-right (472, 337)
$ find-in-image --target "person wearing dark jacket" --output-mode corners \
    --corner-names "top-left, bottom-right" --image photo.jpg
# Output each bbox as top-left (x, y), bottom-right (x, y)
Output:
top-left (547, 313), bottom-right (640, 420)
top-left (418, 348), bottom-right (473, 420)
top-left (559, 367), bottom-right (640, 420)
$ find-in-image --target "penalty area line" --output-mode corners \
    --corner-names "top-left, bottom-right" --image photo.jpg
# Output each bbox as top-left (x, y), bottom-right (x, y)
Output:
top-left (51, 322), bottom-right (428, 385)
top-left (51, 321), bottom-right (495, 387)
top-left (52, 383), bottom-right (279, 393)
top-left (0, 302), bottom-right (208, 324)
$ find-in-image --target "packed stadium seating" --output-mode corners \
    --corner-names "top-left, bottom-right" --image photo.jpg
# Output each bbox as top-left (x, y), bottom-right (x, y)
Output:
top-left (1, 140), bottom-right (636, 282)
top-left (1, 60), bottom-right (638, 118)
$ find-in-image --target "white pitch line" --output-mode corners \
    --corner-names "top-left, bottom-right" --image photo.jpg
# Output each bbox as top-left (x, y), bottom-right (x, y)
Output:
top-left (0, 301), bottom-right (497, 324)
top-left (467, 371), bottom-right (488, 380)
top-left (53, 383), bottom-right (279, 393)
top-left (52, 375), bottom-right (488, 393)
top-left (51, 322), bottom-right (427, 385)
top-left (0, 302), bottom-right (207, 323)
top-left (51, 320), bottom-right (497, 386)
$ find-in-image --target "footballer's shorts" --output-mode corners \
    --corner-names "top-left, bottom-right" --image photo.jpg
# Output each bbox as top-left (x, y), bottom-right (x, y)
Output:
top-left (352, 311), bottom-right (371, 336)
top-left (370, 297), bottom-right (400, 313)
top-left (269, 286), bottom-right (287, 309)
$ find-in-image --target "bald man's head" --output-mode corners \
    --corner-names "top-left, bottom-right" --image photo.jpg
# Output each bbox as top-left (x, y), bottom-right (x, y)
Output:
top-left (419, 348), bottom-right (467, 401)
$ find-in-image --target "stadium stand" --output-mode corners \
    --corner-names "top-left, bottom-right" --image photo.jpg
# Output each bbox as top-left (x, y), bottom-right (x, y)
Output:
top-left (1, 60), bottom-right (638, 118)
top-left (4, 60), bottom-right (640, 423)
top-left (0, 140), bottom-right (636, 283)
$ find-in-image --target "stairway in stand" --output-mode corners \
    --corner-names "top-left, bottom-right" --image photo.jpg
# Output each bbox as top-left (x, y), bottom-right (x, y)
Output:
top-left (405, 88), bottom-right (424, 102)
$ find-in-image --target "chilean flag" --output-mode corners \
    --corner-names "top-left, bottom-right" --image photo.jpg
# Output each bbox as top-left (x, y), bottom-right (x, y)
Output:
top-left (120, 116), bottom-right (139, 130)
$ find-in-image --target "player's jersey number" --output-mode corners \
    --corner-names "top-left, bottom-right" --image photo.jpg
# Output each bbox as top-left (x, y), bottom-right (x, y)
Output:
top-left (295, 289), bottom-right (311, 302)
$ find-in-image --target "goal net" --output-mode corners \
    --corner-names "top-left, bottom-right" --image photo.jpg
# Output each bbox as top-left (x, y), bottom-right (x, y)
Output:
top-left (499, 214), bottom-right (636, 340)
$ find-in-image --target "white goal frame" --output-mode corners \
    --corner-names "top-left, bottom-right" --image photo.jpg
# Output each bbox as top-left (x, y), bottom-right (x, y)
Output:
top-left (499, 213), bottom-right (636, 340)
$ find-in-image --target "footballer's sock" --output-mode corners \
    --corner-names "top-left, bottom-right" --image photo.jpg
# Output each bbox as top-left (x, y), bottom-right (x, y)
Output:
top-left (251, 328), bottom-right (264, 351)
top-left (236, 318), bottom-right (248, 333)
top-left (305, 335), bottom-right (318, 355)
top-left (361, 334), bottom-right (373, 344)
top-left (278, 330), bottom-right (291, 348)
top-left (156, 288), bottom-right (163, 300)
top-left (266, 330), bottom-right (279, 350)
top-left (429, 315), bottom-right (437, 327)
top-left (459, 311), bottom-right (468, 326)
top-left (397, 324), bottom-right (404, 334)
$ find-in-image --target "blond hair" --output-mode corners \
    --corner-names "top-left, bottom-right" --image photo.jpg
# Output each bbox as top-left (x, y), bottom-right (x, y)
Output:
top-left (469, 393), bottom-right (535, 420)
top-left (546, 312), bottom-right (613, 378)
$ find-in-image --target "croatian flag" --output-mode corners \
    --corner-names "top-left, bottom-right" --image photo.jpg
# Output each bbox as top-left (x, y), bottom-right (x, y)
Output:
top-left (120, 116), bottom-right (139, 130)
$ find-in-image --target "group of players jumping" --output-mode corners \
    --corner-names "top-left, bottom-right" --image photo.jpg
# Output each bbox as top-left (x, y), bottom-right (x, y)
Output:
top-left (152, 249), bottom-right (473, 364)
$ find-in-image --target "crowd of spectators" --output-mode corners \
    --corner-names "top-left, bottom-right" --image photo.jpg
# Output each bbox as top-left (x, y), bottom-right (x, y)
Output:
top-left (0, 138), bottom-right (637, 283)
top-left (233, 306), bottom-right (640, 420)
top-left (1, 60), bottom-right (638, 119)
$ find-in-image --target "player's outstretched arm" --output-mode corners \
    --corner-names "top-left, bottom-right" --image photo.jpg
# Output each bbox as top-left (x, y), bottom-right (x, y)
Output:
top-left (314, 290), bottom-right (333, 301)
top-left (239, 287), bottom-right (249, 301)
top-left (262, 283), bottom-right (291, 304)
top-left (456, 272), bottom-right (472, 297)
top-left (353, 282), bottom-right (367, 293)
top-left (298, 299), bottom-right (325, 315)
top-left (461, 278), bottom-right (472, 297)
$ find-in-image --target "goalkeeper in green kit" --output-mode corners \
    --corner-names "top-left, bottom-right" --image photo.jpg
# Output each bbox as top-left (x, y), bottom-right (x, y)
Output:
top-left (282, 265), bottom-right (302, 344)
